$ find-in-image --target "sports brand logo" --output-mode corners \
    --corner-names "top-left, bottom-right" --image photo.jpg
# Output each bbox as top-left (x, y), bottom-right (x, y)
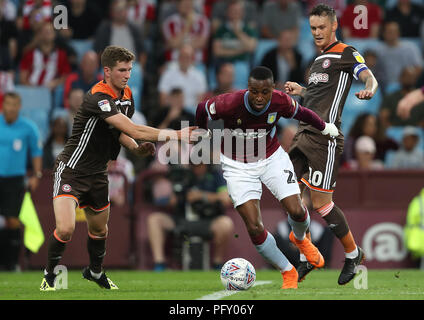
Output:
top-left (209, 102), bottom-right (216, 114)
top-left (62, 184), bottom-right (72, 192)
top-left (98, 99), bottom-right (111, 112)
top-left (353, 51), bottom-right (365, 63)
top-left (308, 72), bottom-right (329, 85)
top-left (322, 58), bottom-right (331, 69)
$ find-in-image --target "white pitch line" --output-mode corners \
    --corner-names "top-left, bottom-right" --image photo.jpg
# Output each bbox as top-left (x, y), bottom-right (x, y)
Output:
top-left (197, 281), bottom-right (273, 300)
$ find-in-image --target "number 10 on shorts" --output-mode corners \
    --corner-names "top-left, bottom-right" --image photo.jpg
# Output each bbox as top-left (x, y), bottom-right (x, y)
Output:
top-left (308, 167), bottom-right (323, 187)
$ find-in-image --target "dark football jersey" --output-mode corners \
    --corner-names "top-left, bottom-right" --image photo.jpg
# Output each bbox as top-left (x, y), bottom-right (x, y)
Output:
top-left (58, 81), bottom-right (135, 174)
top-left (204, 89), bottom-right (298, 162)
top-left (300, 41), bottom-right (368, 138)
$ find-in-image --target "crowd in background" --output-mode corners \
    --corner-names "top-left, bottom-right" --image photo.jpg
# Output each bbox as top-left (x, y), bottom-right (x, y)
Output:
top-left (1, 0), bottom-right (424, 270)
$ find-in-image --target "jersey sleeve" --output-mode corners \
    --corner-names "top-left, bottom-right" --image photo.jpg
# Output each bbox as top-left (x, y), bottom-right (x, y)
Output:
top-left (273, 90), bottom-right (299, 119)
top-left (341, 46), bottom-right (369, 80)
top-left (85, 93), bottom-right (119, 120)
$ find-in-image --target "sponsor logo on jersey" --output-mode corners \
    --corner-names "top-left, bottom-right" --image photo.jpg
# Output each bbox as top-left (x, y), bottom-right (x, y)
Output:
top-left (62, 184), bottom-right (72, 192)
top-left (308, 72), bottom-right (329, 85)
top-left (322, 58), bottom-right (331, 69)
top-left (209, 102), bottom-right (216, 114)
top-left (230, 129), bottom-right (269, 139)
top-left (353, 51), bottom-right (365, 63)
top-left (267, 112), bottom-right (277, 124)
top-left (98, 99), bottom-right (111, 112)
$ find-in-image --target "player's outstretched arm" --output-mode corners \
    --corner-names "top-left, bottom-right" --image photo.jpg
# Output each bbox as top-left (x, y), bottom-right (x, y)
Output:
top-left (284, 81), bottom-right (307, 98)
top-left (106, 113), bottom-right (198, 143)
top-left (119, 133), bottom-right (156, 157)
top-left (355, 69), bottom-right (378, 100)
top-left (293, 104), bottom-right (339, 137)
top-left (397, 87), bottom-right (424, 120)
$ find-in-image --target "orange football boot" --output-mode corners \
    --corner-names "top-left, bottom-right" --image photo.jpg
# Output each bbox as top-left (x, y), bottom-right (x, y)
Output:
top-left (281, 266), bottom-right (298, 289)
top-left (289, 231), bottom-right (325, 268)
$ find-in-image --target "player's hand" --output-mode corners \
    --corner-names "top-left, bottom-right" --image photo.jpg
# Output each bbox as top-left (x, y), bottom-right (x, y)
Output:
top-left (284, 81), bottom-right (304, 96)
top-left (355, 90), bottom-right (374, 100)
top-left (179, 126), bottom-right (200, 144)
top-left (135, 142), bottom-right (156, 157)
top-left (321, 122), bottom-right (339, 137)
top-left (397, 97), bottom-right (414, 120)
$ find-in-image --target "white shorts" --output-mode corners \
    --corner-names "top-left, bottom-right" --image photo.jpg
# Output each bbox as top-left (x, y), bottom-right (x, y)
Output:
top-left (220, 147), bottom-right (300, 208)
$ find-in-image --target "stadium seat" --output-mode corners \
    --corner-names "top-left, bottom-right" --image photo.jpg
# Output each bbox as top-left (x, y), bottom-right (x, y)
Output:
top-left (345, 38), bottom-right (380, 55)
top-left (384, 82), bottom-right (401, 95)
top-left (52, 84), bottom-right (65, 109)
top-left (15, 85), bottom-right (52, 143)
top-left (253, 39), bottom-right (277, 67)
top-left (69, 39), bottom-right (94, 64)
top-left (127, 62), bottom-right (143, 111)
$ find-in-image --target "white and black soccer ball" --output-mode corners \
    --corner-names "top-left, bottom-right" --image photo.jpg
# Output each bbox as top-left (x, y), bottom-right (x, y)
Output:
top-left (220, 258), bottom-right (256, 291)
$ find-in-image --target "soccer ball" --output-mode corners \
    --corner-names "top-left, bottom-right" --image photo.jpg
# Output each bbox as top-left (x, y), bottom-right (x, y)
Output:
top-left (220, 258), bottom-right (256, 291)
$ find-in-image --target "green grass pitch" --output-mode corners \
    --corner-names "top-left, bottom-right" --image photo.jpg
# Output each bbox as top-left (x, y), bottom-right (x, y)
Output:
top-left (1, 269), bottom-right (423, 300)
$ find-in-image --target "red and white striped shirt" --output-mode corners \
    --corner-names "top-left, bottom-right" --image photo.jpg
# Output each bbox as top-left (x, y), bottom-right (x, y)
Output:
top-left (162, 12), bottom-right (210, 63)
top-left (127, 0), bottom-right (156, 28)
top-left (22, 0), bottom-right (52, 30)
top-left (20, 48), bottom-right (71, 86)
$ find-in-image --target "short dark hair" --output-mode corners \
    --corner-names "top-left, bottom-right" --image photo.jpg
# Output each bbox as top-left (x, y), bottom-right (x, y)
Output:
top-left (3, 92), bottom-right (21, 104)
top-left (170, 87), bottom-right (183, 95)
top-left (249, 66), bottom-right (274, 82)
top-left (310, 4), bottom-right (337, 22)
top-left (101, 46), bottom-right (135, 69)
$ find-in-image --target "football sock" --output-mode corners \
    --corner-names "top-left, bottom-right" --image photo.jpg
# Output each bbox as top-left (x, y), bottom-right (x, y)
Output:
top-left (87, 234), bottom-right (106, 274)
top-left (319, 203), bottom-right (357, 257)
top-left (299, 232), bottom-right (312, 262)
top-left (46, 230), bottom-right (68, 274)
top-left (287, 206), bottom-right (310, 240)
top-left (252, 230), bottom-right (292, 272)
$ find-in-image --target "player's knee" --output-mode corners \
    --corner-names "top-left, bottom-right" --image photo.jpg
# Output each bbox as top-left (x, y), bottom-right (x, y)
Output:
top-left (56, 226), bottom-right (74, 242)
top-left (287, 204), bottom-right (306, 222)
top-left (246, 221), bottom-right (264, 237)
top-left (88, 225), bottom-right (108, 239)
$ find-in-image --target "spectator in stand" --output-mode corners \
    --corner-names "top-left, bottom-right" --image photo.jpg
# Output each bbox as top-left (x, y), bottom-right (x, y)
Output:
top-left (210, 0), bottom-right (259, 33)
top-left (343, 113), bottom-right (399, 165)
top-left (260, 0), bottom-right (302, 39)
top-left (127, 0), bottom-right (157, 38)
top-left (260, 28), bottom-right (304, 91)
top-left (203, 62), bottom-right (235, 100)
top-left (340, 0), bottom-right (382, 39)
top-left (161, 0), bottom-right (210, 65)
top-left (373, 20), bottom-right (423, 90)
top-left (362, 49), bottom-right (385, 94)
top-left (0, 0), bottom-right (17, 21)
top-left (211, 0), bottom-right (257, 65)
top-left (379, 66), bottom-right (424, 129)
top-left (19, 0), bottom-right (52, 31)
top-left (107, 151), bottom-right (135, 207)
top-left (19, 21), bottom-right (72, 91)
top-left (63, 50), bottom-right (102, 109)
top-left (0, 1), bottom-right (18, 69)
top-left (389, 126), bottom-right (424, 169)
top-left (42, 116), bottom-right (69, 169)
top-left (64, 87), bottom-right (84, 134)
top-left (158, 44), bottom-right (207, 114)
top-left (60, 0), bottom-right (103, 40)
top-left (385, 0), bottom-right (424, 38)
top-left (150, 87), bottom-right (195, 130)
top-left (94, 0), bottom-right (147, 68)
top-left (343, 135), bottom-right (384, 170)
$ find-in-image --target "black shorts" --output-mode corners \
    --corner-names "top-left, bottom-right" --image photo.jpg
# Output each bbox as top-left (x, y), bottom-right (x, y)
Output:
top-left (52, 160), bottom-right (110, 212)
top-left (0, 176), bottom-right (25, 218)
top-left (289, 131), bottom-right (344, 193)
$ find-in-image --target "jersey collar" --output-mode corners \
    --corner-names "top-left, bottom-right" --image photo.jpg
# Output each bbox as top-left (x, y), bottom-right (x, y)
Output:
top-left (243, 91), bottom-right (271, 116)
top-left (322, 40), bottom-right (340, 53)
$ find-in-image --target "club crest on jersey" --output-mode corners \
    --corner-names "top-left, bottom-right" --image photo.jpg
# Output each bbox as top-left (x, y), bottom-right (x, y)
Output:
top-left (237, 118), bottom-right (242, 125)
top-left (322, 58), bottom-right (331, 69)
top-left (62, 184), bottom-right (72, 192)
top-left (98, 99), bottom-right (111, 112)
top-left (267, 112), bottom-right (277, 124)
top-left (353, 51), bottom-right (365, 63)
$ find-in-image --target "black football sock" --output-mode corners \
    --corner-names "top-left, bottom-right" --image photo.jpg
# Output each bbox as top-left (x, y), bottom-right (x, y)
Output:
top-left (46, 231), bottom-right (68, 274)
top-left (87, 236), bottom-right (106, 274)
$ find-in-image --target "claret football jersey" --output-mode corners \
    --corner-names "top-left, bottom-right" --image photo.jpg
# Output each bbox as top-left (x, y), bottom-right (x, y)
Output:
top-left (58, 81), bottom-right (134, 174)
top-left (300, 41), bottom-right (369, 138)
top-left (203, 89), bottom-right (299, 162)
